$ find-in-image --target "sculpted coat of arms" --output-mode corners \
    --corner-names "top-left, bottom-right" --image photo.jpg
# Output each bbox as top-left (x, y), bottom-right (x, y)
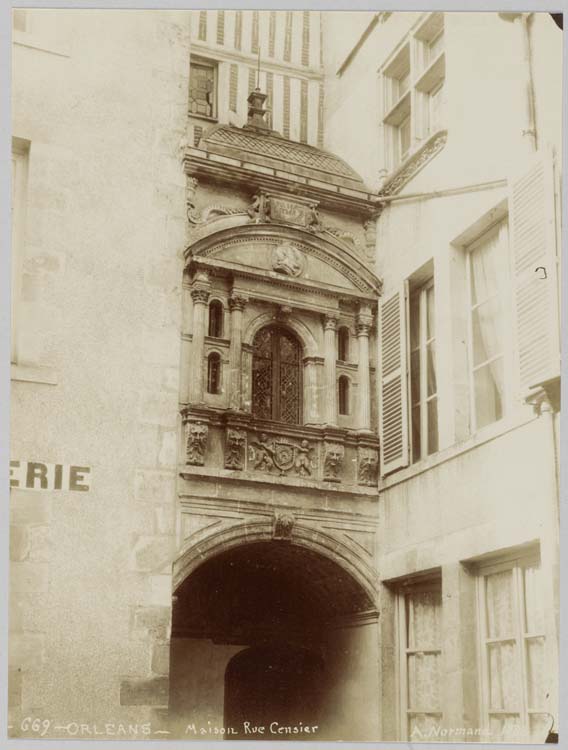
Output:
top-left (249, 433), bottom-right (315, 477)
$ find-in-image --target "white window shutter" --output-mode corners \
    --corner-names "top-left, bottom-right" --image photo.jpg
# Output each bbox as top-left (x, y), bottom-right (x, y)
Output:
top-left (509, 149), bottom-right (560, 393)
top-left (379, 287), bottom-right (409, 476)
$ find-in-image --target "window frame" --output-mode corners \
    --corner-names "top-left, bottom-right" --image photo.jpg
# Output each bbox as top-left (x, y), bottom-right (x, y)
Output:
top-left (475, 551), bottom-right (549, 743)
top-left (380, 12), bottom-right (445, 172)
top-left (251, 325), bottom-right (303, 425)
top-left (189, 56), bottom-right (218, 122)
top-left (408, 277), bottom-right (438, 463)
top-left (337, 326), bottom-right (350, 362)
top-left (338, 374), bottom-right (350, 416)
top-left (396, 578), bottom-right (443, 741)
top-left (206, 351), bottom-right (222, 395)
top-left (465, 218), bottom-right (512, 434)
top-left (208, 299), bottom-right (224, 339)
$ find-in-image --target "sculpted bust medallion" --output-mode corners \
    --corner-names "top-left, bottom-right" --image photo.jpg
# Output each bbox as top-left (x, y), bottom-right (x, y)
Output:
top-left (272, 243), bottom-right (305, 277)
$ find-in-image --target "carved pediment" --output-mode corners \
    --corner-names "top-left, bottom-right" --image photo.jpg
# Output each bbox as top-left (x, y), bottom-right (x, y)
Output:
top-left (186, 224), bottom-right (382, 297)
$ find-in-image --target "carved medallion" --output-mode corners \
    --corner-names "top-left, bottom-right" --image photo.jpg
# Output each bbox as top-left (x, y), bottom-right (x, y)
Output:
top-left (272, 243), bottom-right (305, 277)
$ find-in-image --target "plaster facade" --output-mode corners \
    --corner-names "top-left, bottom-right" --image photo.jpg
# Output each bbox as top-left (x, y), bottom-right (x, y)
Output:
top-left (8, 9), bottom-right (562, 744)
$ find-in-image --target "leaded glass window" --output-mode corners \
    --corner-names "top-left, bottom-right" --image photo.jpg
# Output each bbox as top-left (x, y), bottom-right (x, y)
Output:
top-left (252, 326), bottom-right (301, 424)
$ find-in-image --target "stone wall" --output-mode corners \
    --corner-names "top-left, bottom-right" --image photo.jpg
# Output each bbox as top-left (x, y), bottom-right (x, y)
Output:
top-left (10, 9), bottom-right (190, 736)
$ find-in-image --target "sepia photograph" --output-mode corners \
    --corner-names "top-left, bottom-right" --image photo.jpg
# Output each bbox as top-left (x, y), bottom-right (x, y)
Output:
top-left (5, 5), bottom-right (564, 746)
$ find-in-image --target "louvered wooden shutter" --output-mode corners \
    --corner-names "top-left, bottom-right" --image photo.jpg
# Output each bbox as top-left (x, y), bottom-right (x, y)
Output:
top-left (509, 150), bottom-right (560, 392)
top-left (379, 287), bottom-right (409, 475)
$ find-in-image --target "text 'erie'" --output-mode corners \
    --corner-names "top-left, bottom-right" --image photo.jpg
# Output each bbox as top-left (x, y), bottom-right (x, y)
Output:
top-left (10, 461), bottom-right (91, 492)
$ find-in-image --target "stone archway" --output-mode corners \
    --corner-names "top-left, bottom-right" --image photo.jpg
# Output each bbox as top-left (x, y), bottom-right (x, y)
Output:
top-left (168, 525), bottom-right (380, 741)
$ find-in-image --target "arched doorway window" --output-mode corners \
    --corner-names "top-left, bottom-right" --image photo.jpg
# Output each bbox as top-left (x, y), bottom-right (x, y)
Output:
top-left (252, 326), bottom-right (301, 424)
top-left (338, 375), bottom-right (350, 415)
top-left (207, 352), bottom-right (221, 394)
top-left (208, 300), bottom-right (224, 338)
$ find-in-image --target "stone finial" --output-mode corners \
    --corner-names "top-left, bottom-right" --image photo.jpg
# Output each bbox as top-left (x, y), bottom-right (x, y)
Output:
top-left (245, 88), bottom-right (269, 132)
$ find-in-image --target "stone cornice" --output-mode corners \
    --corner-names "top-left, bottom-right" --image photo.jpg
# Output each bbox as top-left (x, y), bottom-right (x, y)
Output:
top-left (179, 464), bottom-right (378, 499)
top-left (183, 148), bottom-right (377, 216)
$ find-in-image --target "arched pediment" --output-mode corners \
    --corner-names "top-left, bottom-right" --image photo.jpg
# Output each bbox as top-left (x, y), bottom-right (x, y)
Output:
top-left (185, 222), bottom-right (382, 298)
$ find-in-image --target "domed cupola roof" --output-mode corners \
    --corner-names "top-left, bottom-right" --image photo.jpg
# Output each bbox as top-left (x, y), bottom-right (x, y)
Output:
top-left (187, 87), bottom-right (375, 213)
top-left (200, 123), bottom-right (366, 193)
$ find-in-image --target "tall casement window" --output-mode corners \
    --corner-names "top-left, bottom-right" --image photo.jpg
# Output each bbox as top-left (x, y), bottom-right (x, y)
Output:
top-left (189, 58), bottom-right (217, 119)
top-left (397, 581), bottom-right (443, 740)
top-left (337, 326), bottom-right (350, 361)
top-left (207, 352), bottom-right (221, 394)
top-left (477, 554), bottom-right (550, 743)
top-left (252, 326), bottom-right (301, 424)
top-left (466, 220), bottom-right (509, 431)
top-left (338, 376), bottom-right (350, 416)
top-left (409, 280), bottom-right (438, 462)
top-left (208, 300), bottom-right (224, 338)
top-left (381, 13), bottom-right (445, 171)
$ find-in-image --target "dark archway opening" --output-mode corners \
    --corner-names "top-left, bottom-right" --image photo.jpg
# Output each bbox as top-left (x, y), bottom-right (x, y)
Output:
top-left (224, 644), bottom-right (324, 738)
top-left (169, 540), bottom-right (379, 741)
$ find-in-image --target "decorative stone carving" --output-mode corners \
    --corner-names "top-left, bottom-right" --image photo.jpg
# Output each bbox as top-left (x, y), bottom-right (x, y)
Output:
top-left (358, 447), bottom-right (379, 486)
top-left (186, 176), bottom-right (200, 224)
top-left (323, 442), bottom-right (344, 482)
top-left (323, 313), bottom-right (339, 331)
top-left (363, 218), bottom-right (377, 257)
top-left (228, 293), bottom-right (248, 312)
top-left (186, 422), bottom-right (208, 465)
top-left (306, 203), bottom-right (323, 233)
top-left (249, 433), bottom-right (316, 477)
top-left (273, 512), bottom-right (295, 540)
top-left (379, 130), bottom-right (448, 197)
top-left (272, 243), bottom-right (305, 277)
top-left (224, 428), bottom-right (246, 470)
top-left (190, 287), bottom-right (210, 305)
top-left (322, 225), bottom-right (357, 246)
top-left (247, 193), bottom-right (271, 223)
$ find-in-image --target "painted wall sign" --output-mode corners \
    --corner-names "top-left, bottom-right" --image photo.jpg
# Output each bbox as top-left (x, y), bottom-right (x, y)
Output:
top-left (10, 461), bottom-right (91, 492)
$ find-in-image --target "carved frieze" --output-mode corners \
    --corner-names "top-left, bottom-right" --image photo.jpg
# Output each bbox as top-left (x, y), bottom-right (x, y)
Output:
top-left (186, 421), bottom-right (209, 466)
top-left (323, 442), bottom-right (345, 482)
top-left (357, 447), bottom-right (379, 486)
top-left (248, 433), bottom-right (317, 477)
top-left (225, 428), bottom-right (246, 470)
top-left (272, 512), bottom-right (295, 540)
